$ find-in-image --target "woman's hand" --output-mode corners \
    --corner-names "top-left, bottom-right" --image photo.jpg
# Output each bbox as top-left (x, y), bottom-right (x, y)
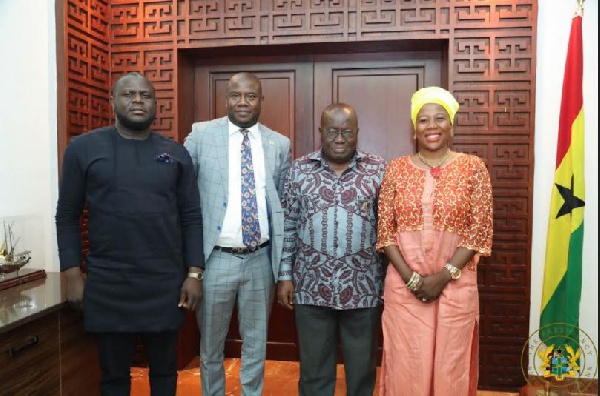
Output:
top-left (413, 270), bottom-right (452, 302)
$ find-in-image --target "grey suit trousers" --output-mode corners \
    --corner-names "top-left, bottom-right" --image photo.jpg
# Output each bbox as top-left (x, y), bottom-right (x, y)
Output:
top-left (197, 247), bottom-right (274, 396)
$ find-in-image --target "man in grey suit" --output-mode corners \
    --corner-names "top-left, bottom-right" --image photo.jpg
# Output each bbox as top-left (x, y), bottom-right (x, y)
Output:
top-left (184, 72), bottom-right (291, 396)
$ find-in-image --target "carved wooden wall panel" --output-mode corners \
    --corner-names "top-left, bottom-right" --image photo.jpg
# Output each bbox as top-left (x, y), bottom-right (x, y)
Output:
top-left (62, 0), bottom-right (111, 141)
top-left (58, 0), bottom-right (111, 264)
top-left (58, 0), bottom-right (537, 390)
top-left (111, 1), bottom-right (179, 138)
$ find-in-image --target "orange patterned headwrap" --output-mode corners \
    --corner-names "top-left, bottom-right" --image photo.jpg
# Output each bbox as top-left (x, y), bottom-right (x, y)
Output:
top-left (410, 86), bottom-right (459, 129)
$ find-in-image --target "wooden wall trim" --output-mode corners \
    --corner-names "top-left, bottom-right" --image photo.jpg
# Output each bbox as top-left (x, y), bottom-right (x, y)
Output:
top-left (55, 0), bottom-right (67, 171)
top-left (57, 0), bottom-right (538, 390)
top-left (62, 0), bottom-right (111, 146)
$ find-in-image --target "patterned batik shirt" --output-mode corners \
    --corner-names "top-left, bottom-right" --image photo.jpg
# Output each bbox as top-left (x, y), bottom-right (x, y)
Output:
top-left (278, 149), bottom-right (387, 310)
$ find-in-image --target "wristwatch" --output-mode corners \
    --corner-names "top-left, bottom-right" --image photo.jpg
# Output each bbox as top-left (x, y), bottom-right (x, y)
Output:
top-left (444, 263), bottom-right (462, 280)
top-left (187, 271), bottom-right (204, 281)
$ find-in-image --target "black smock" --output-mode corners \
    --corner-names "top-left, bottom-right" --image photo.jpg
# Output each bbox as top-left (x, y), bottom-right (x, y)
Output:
top-left (56, 126), bottom-right (204, 332)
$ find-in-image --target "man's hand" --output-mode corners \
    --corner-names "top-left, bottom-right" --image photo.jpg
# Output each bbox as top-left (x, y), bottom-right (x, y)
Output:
top-left (179, 277), bottom-right (203, 310)
top-left (63, 267), bottom-right (84, 311)
top-left (277, 280), bottom-right (294, 310)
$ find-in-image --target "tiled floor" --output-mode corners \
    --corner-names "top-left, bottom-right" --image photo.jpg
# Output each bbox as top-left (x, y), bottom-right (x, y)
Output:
top-left (131, 357), bottom-right (519, 396)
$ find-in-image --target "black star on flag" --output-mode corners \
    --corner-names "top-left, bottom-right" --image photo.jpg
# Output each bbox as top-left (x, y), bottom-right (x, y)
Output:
top-left (554, 175), bottom-right (585, 219)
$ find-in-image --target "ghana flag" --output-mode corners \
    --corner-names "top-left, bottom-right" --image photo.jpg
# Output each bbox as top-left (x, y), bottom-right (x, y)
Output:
top-left (539, 11), bottom-right (585, 344)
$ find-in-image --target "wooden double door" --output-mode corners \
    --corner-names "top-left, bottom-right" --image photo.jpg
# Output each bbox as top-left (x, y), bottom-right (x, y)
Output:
top-left (190, 50), bottom-right (442, 361)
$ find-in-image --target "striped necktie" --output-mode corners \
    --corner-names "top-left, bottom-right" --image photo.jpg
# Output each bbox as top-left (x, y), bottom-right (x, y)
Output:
top-left (240, 129), bottom-right (261, 248)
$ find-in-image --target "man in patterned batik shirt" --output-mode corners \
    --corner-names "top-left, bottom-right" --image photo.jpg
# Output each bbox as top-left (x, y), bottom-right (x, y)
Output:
top-left (277, 103), bottom-right (386, 396)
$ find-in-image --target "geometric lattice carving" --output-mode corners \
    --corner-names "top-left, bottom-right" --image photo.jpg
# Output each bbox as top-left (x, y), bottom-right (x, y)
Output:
top-left (61, 0), bottom-right (111, 269)
top-left (449, 4), bottom-right (537, 380)
top-left (59, 0), bottom-right (538, 390)
top-left (188, 1), bottom-right (536, 391)
top-left (111, 1), bottom-right (177, 138)
top-left (65, 0), bottom-right (111, 137)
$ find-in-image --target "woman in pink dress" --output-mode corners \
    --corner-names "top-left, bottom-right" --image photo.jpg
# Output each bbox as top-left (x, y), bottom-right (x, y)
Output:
top-left (376, 86), bottom-right (493, 395)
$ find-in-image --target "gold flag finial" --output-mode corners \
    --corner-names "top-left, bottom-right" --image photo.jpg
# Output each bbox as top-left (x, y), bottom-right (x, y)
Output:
top-left (575, 0), bottom-right (584, 17)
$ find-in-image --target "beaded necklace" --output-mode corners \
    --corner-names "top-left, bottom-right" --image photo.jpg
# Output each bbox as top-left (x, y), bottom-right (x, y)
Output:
top-left (417, 149), bottom-right (451, 178)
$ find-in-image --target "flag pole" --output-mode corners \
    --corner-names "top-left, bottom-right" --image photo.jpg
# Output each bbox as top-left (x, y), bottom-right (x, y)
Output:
top-left (539, 0), bottom-right (586, 371)
top-left (576, 0), bottom-right (584, 17)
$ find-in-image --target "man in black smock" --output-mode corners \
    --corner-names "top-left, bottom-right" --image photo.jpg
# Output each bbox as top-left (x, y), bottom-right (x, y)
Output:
top-left (55, 72), bottom-right (204, 396)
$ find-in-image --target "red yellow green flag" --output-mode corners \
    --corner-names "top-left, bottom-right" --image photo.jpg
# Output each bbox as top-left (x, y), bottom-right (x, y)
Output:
top-left (539, 12), bottom-right (585, 344)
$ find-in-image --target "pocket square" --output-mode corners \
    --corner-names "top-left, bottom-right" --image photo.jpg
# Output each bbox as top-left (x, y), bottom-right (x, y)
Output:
top-left (156, 153), bottom-right (174, 163)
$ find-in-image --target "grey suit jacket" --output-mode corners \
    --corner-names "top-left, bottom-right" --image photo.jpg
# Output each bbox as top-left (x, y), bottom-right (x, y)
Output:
top-left (184, 116), bottom-right (291, 282)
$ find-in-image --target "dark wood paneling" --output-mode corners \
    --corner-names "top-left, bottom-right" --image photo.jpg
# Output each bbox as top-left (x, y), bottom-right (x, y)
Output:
top-left (60, 308), bottom-right (101, 395)
top-left (224, 302), bottom-right (299, 362)
top-left (177, 51), bottom-right (196, 143)
top-left (61, 0), bottom-right (111, 142)
top-left (176, 311), bottom-right (200, 370)
top-left (192, 52), bottom-right (442, 361)
top-left (0, 313), bottom-right (61, 394)
top-left (193, 60), bottom-right (314, 157)
top-left (314, 51), bottom-right (442, 161)
top-left (0, 274), bottom-right (103, 395)
top-left (57, 0), bottom-right (538, 390)
top-left (193, 63), bottom-right (312, 359)
top-left (57, 0), bottom-right (112, 271)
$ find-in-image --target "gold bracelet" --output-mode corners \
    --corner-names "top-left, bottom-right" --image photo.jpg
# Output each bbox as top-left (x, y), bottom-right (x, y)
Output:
top-left (405, 272), bottom-right (416, 290)
top-left (406, 272), bottom-right (421, 291)
top-left (412, 275), bottom-right (422, 292)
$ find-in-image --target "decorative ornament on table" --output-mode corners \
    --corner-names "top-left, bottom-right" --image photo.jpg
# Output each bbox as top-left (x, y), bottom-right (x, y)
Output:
top-left (0, 221), bottom-right (31, 277)
top-left (417, 150), bottom-right (451, 178)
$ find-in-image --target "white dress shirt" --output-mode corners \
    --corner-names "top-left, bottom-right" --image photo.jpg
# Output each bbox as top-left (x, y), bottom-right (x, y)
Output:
top-left (215, 121), bottom-right (270, 247)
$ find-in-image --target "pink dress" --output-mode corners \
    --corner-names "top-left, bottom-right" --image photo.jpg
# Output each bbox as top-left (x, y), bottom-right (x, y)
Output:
top-left (376, 154), bottom-right (493, 396)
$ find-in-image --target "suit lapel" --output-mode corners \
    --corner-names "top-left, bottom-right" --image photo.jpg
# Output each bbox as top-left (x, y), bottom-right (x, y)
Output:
top-left (260, 125), bottom-right (276, 178)
top-left (259, 125), bottom-right (278, 219)
top-left (215, 118), bottom-right (229, 197)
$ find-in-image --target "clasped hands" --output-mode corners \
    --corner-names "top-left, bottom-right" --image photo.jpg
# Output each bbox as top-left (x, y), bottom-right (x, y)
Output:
top-left (408, 270), bottom-right (451, 303)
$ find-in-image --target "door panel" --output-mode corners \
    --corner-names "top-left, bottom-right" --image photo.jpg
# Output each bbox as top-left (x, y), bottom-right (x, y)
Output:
top-left (194, 62), bottom-right (312, 361)
top-left (195, 61), bottom-right (314, 158)
top-left (193, 51), bottom-right (442, 361)
top-left (314, 52), bottom-right (442, 162)
top-left (210, 72), bottom-right (293, 140)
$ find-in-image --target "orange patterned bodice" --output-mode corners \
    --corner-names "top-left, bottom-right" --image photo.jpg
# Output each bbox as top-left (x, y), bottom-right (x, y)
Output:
top-left (376, 153), bottom-right (493, 256)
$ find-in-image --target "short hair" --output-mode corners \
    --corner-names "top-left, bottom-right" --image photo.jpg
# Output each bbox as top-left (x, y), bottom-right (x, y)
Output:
top-left (227, 72), bottom-right (263, 94)
top-left (112, 72), bottom-right (152, 96)
top-left (320, 102), bottom-right (357, 126)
